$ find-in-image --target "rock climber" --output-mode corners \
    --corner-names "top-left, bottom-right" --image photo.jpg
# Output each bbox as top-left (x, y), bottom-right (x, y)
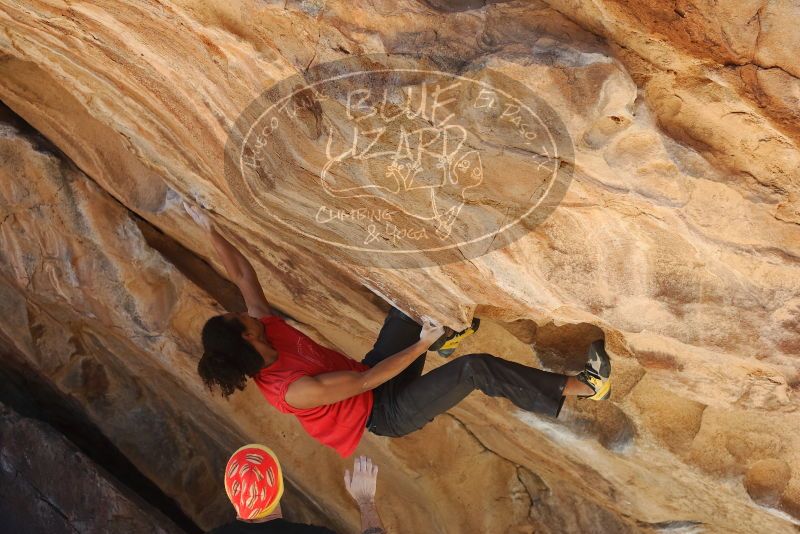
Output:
top-left (184, 202), bottom-right (611, 458)
top-left (210, 444), bottom-right (384, 533)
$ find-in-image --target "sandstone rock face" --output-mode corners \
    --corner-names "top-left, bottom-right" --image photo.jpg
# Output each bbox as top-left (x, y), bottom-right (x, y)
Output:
top-left (0, 402), bottom-right (181, 533)
top-left (0, 1), bottom-right (798, 533)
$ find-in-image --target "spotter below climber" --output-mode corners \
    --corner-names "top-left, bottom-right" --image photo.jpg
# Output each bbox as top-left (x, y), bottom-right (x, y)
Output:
top-left (210, 444), bottom-right (384, 534)
top-left (185, 202), bottom-right (611, 458)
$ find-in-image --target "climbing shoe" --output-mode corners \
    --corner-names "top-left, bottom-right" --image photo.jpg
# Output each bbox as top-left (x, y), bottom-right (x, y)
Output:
top-left (575, 339), bottom-right (611, 400)
top-left (429, 318), bottom-right (481, 357)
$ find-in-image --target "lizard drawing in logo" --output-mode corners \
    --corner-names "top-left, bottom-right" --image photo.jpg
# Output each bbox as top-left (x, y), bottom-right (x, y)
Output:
top-left (319, 120), bottom-right (484, 240)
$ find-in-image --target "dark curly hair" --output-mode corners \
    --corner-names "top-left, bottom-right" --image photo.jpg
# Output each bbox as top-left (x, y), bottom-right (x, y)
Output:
top-left (198, 315), bottom-right (265, 397)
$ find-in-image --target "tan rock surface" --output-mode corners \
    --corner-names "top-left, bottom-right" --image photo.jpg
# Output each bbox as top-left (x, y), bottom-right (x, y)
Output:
top-left (0, 1), bottom-right (799, 533)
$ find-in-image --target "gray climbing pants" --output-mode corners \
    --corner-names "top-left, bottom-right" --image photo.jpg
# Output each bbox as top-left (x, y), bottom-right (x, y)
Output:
top-left (363, 308), bottom-right (568, 437)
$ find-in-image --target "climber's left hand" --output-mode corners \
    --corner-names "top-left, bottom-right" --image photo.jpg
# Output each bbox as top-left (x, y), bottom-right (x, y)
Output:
top-left (183, 201), bottom-right (213, 231)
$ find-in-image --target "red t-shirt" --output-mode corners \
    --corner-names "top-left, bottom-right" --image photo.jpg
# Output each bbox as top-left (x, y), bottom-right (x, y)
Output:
top-left (253, 316), bottom-right (373, 457)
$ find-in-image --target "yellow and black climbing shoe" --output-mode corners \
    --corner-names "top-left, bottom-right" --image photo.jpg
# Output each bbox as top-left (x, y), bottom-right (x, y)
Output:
top-left (575, 340), bottom-right (611, 400)
top-left (429, 318), bottom-right (481, 357)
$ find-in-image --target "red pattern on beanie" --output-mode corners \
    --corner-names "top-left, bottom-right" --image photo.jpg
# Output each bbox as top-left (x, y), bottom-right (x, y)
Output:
top-left (224, 444), bottom-right (284, 519)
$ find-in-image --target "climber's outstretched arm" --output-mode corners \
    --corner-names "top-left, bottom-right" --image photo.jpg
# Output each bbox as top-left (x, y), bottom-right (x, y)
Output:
top-left (208, 227), bottom-right (272, 318)
top-left (183, 202), bottom-right (272, 318)
top-left (284, 320), bottom-right (444, 409)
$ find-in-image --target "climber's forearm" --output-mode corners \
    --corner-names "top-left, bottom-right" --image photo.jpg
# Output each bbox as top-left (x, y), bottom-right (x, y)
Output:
top-left (209, 227), bottom-right (254, 284)
top-left (209, 227), bottom-right (272, 316)
top-left (358, 501), bottom-right (385, 534)
top-left (361, 338), bottom-right (430, 390)
top-left (285, 338), bottom-right (429, 409)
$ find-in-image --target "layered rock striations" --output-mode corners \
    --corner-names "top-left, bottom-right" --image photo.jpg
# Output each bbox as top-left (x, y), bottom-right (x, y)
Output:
top-left (0, 1), bottom-right (798, 533)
